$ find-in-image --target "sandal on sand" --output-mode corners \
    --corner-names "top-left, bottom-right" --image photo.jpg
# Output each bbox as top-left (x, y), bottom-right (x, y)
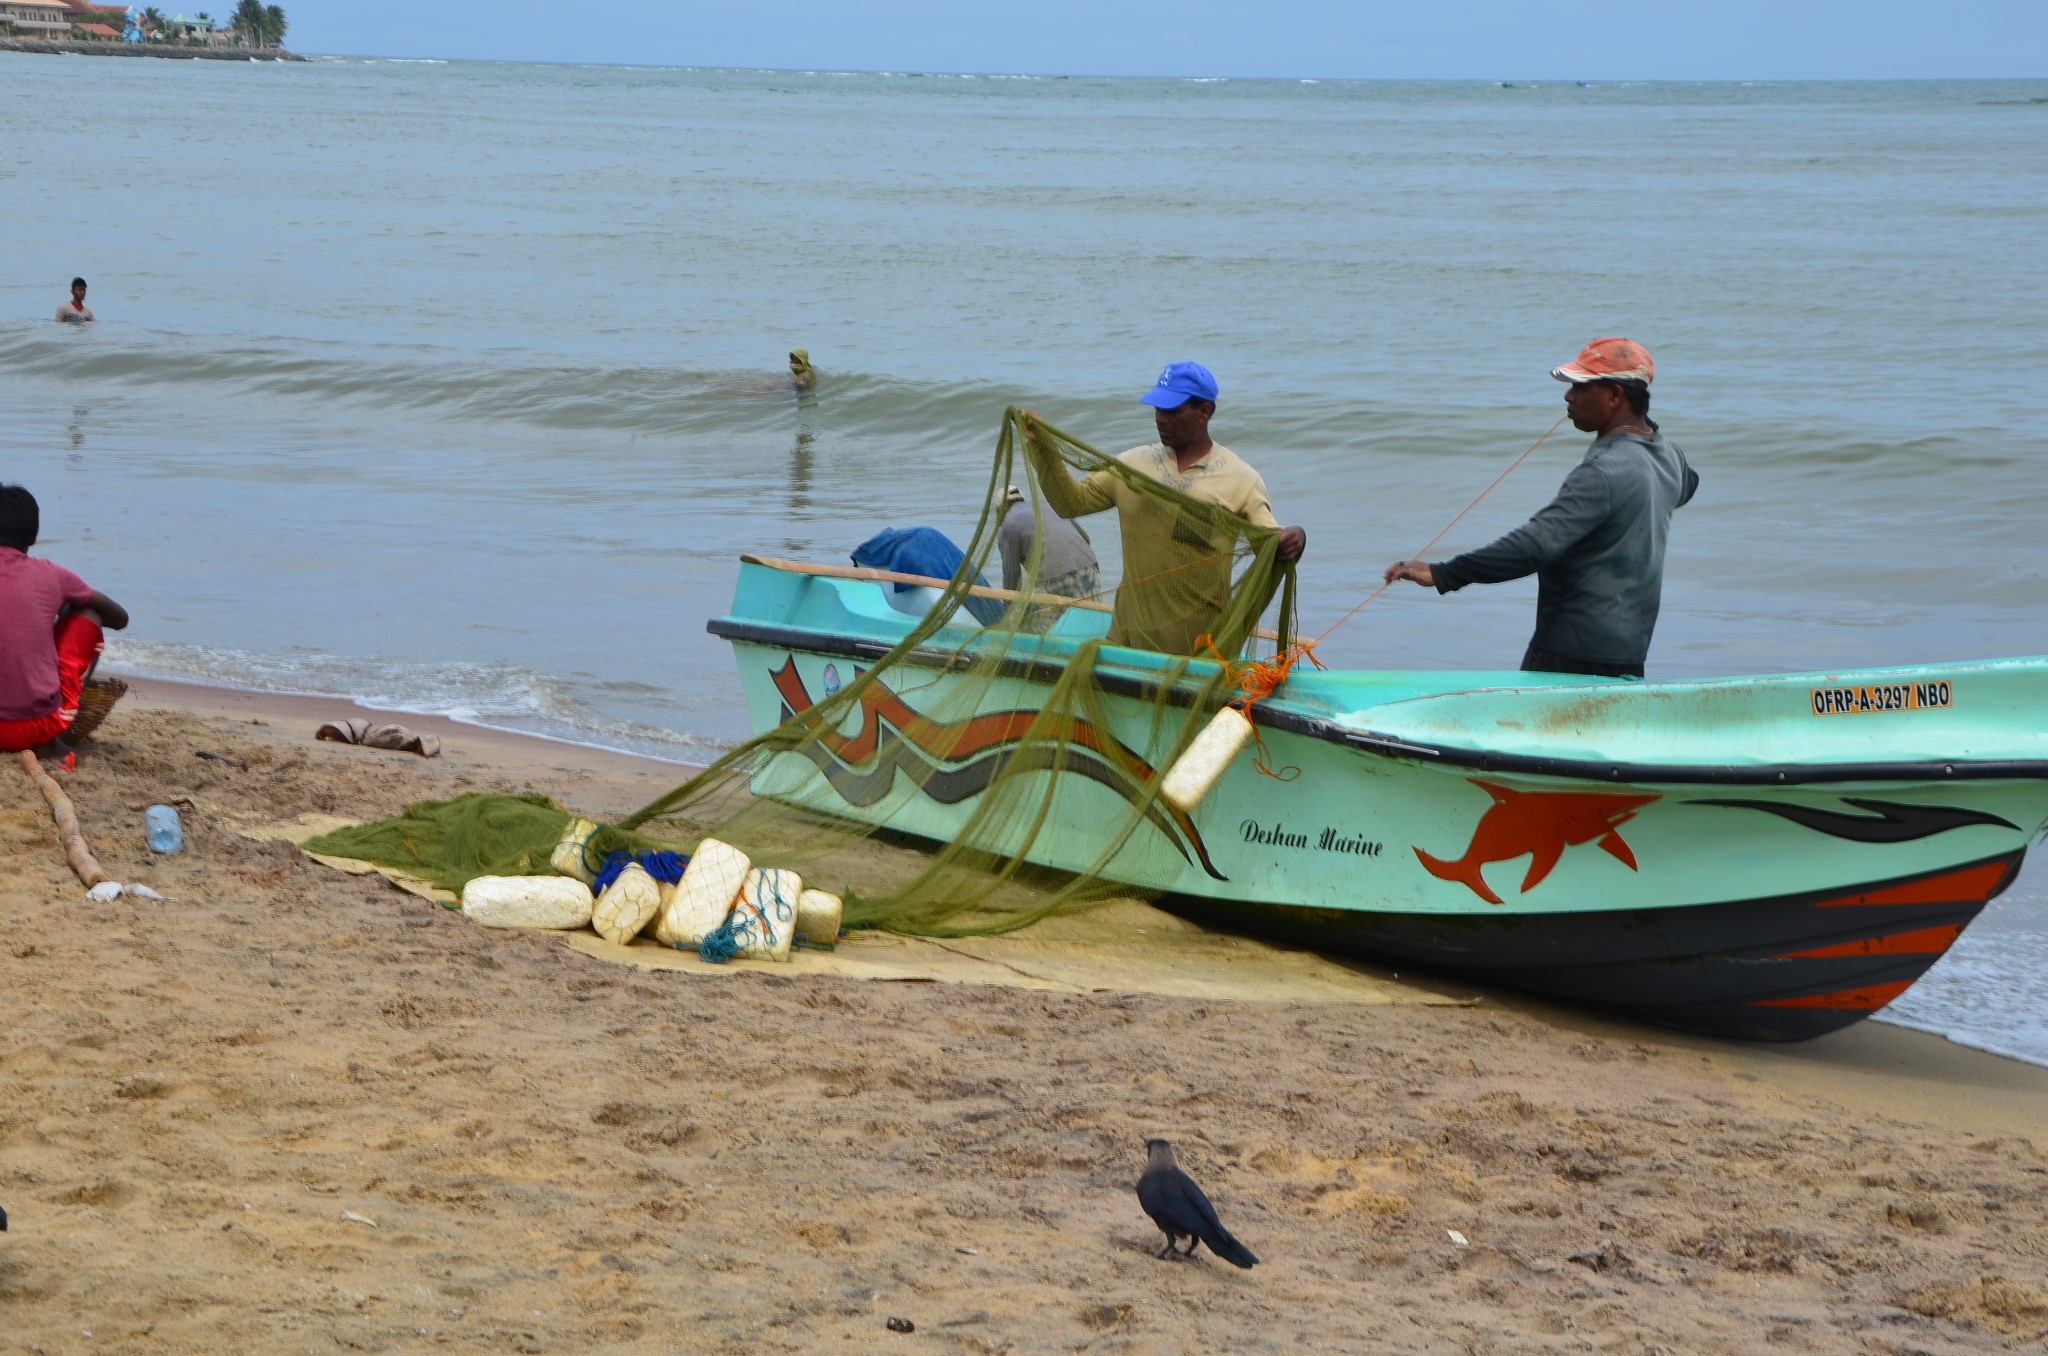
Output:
top-left (60, 677), bottom-right (128, 747)
top-left (316, 719), bottom-right (441, 759)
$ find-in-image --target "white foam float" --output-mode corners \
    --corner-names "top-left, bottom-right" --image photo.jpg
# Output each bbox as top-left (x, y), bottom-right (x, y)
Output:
top-left (549, 817), bottom-right (602, 883)
top-left (591, 862), bottom-right (662, 945)
top-left (794, 888), bottom-right (843, 948)
top-left (729, 867), bottom-right (802, 961)
top-left (1160, 706), bottom-right (1255, 815)
top-left (651, 838), bottom-right (750, 948)
top-left (462, 875), bottom-right (595, 930)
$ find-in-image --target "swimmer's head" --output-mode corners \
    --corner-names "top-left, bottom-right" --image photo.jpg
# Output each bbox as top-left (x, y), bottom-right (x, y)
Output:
top-left (70, 277), bottom-right (87, 299)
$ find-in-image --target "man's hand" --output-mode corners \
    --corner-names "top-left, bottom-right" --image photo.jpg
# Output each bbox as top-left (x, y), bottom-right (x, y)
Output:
top-left (1383, 560), bottom-right (1434, 588)
top-left (1277, 526), bottom-right (1307, 564)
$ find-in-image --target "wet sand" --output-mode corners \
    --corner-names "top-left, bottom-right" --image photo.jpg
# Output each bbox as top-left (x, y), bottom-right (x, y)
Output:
top-left (1, 680), bottom-right (2043, 1353)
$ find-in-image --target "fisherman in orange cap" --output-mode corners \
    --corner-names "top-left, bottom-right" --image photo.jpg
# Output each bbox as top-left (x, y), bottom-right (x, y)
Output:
top-left (1383, 338), bottom-right (1697, 679)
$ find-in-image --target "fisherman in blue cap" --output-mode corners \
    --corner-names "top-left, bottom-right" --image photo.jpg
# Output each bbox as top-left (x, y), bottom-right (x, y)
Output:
top-left (1025, 362), bottom-right (1306, 655)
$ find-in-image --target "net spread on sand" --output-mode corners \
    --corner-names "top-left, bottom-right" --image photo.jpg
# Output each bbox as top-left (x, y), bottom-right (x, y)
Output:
top-left (305, 408), bottom-right (1298, 936)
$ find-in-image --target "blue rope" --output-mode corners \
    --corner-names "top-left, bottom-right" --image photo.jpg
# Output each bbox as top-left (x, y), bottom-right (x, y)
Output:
top-left (693, 868), bottom-right (797, 963)
top-left (590, 848), bottom-right (690, 895)
top-left (696, 918), bottom-right (743, 964)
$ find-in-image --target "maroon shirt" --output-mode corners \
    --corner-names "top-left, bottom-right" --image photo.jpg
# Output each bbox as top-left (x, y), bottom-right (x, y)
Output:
top-left (0, 547), bottom-right (94, 721)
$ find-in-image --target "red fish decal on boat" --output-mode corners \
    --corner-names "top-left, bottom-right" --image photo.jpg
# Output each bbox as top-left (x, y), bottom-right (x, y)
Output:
top-left (1416, 780), bottom-right (1660, 905)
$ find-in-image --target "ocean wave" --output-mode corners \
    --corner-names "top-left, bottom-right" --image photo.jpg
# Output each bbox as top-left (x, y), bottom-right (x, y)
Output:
top-left (1876, 897), bottom-right (2048, 1069)
top-left (0, 328), bottom-right (1017, 443)
top-left (0, 326), bottom-right (1384, 451)
top-left (104, 638), bottom-right (725, 764)
top-left (0, 325), bottom-right (2014, 472)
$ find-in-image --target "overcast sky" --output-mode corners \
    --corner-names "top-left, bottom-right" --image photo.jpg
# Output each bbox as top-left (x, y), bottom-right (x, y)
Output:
top-left (286, 1), bottom-right (2047, 80)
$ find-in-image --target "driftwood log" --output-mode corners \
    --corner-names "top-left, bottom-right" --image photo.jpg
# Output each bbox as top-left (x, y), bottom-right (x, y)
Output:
top-left (16, 750), bottom-right (110, 888)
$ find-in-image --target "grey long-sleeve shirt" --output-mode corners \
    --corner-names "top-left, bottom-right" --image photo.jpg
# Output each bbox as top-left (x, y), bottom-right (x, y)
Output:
top-left (1431, 427), bottom-right (1698, 666)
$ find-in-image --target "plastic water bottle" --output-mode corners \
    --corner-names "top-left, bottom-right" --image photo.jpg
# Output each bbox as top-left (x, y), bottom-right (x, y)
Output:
top-left (144, 805), bottom-right (184, 855)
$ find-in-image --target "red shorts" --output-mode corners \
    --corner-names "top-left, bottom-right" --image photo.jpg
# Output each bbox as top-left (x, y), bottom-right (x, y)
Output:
top-left (0, 614), bottom-right (104, 753)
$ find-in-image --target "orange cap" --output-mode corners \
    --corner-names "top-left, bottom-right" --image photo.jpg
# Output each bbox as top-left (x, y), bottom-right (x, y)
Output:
top-left (1551, 337), bottom-right (1654, 385)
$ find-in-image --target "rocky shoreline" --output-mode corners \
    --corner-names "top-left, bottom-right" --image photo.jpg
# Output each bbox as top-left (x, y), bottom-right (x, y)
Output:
top-left (0, 37), bottom-right (306, 61)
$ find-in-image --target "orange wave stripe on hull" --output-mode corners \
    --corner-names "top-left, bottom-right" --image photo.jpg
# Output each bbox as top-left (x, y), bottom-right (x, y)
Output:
top-left (1775, 923), bottom-right (1965, 961)
top-left (1753, 979), bottom-right (1916, 1011)
top-left (1811, 860), bottom-right (2009, 909)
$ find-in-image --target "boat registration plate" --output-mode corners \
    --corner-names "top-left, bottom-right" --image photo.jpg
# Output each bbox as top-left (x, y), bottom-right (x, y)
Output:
top-left (1809, 680), bottom-right (1954, 717)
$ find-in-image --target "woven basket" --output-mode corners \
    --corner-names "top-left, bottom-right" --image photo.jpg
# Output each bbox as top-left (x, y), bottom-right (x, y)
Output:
top-left (62, 677), bottom-right (128, 746)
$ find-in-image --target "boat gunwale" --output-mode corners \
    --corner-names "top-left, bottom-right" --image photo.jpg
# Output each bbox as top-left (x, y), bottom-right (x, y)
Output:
top-left (708, 616), bottom-right (2048, 788)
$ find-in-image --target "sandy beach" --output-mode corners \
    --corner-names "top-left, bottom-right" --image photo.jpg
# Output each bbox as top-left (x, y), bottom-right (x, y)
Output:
top-left (1, 677), bottom-right (2044, 1353)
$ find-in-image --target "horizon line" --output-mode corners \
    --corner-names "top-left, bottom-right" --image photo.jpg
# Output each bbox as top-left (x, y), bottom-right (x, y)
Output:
top-left (293, 54), bottom-right (2048, 83)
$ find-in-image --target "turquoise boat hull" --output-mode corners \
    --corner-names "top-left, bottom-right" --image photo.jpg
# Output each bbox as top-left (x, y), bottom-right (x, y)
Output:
top-left (711, 560), bottom-right (2048, 1040)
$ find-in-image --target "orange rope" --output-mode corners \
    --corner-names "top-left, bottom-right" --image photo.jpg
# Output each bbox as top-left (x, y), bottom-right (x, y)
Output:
top-left (1027, 408), bottom-right (1573, 756)
top-left (1309, 412), bottom-right (1571, 647)
top-left (1193, 635), bottom-right (1322, 781)
top-left (1204, 412), bottom-right (1574, 734)
top-left (1075, 548), bottom-right (1231, 605)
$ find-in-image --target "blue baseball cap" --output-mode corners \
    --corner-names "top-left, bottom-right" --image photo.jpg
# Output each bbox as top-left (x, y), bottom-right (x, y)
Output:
top-left (1140, 361), bottom-right (1219, 410)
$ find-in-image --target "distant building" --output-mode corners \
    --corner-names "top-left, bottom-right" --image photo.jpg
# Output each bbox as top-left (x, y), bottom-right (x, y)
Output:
top-left (2, 0), bottom-right (72, 37)
top-left (61, 1), bottom-right (126, 37)
top-left (163, 11), bottom-right (225, 43)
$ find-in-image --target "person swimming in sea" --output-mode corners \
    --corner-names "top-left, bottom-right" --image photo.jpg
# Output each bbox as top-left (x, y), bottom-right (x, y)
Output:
top-left (788, 348), bottom-right (814, 389)
top-left (56, 278), bottom-right (93, 324)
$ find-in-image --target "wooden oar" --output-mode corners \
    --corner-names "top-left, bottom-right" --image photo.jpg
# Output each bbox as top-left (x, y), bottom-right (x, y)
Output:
top-left (740, 554), bottom-right (1115, 614)
top-left (17, 750), bottom-right (110, 888)
top-left (740, 554), bottom-right (1283, 643)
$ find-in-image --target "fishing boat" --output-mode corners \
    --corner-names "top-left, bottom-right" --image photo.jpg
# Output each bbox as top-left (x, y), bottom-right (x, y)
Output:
top-left (710, 555), bottom-right (2048, 1041)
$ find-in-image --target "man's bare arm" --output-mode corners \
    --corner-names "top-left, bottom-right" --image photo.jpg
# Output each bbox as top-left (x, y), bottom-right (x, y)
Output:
top-left (83, 590), bottom-right (129, 630)
top-left (1019, 410), bottom-right (1116, 519)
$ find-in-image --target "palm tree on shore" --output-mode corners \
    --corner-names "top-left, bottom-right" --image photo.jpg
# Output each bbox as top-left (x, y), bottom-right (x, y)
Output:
top-left (231, 0), bottom-right (263, 46)
top-left (141, 6), bottom-right (166, 39)
top-left (231, 0), bottom-right (286, 48)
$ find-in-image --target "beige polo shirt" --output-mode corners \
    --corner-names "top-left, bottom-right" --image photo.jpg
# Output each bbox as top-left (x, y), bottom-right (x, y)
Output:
top-left (1029, 440), bottom-right (1281, 655)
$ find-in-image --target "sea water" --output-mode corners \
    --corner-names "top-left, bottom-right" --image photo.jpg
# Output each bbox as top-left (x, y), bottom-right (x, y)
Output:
top-left (2, 57), bottom-right (2044, 1061)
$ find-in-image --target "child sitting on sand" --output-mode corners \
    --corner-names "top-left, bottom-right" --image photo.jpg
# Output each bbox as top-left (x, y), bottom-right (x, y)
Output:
top-left (0, 486), bottom-right (129, 768)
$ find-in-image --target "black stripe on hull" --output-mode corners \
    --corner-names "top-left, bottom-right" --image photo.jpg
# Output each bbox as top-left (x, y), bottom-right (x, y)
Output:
top-left (711, 617), bottom-right (2048, 787)
top-left (779, 723), bottom-right (1227, 879)
top-left (1164, 850), bottom-right (2024, 1042)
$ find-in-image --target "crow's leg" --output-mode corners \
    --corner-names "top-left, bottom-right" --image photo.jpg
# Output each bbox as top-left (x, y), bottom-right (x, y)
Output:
top-left (1182, 1236), bottom-right (1204, 1258)
top-left (1157, 1234), bottom-right (1177, 1259)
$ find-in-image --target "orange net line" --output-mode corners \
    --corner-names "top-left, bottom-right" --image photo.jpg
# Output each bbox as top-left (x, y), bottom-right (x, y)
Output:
top-left (1075, 548), bottom-right (1232, 605)
top-left (1309, 412), bottom-right (1570, 647)
top-left (1213, 412), bottom-right (1574, 729)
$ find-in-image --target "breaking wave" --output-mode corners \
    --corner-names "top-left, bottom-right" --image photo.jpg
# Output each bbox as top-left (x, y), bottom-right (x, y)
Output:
top-left (104, 638), bottom-right (727, 765)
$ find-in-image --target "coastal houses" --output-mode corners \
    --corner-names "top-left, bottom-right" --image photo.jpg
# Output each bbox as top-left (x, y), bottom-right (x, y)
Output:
top-left (58, 0), bottom-right (127, 19)
top-left (4, 0), bottom-right (149, 39)
top-left (1, 0), bottom-right (70, 37)
top-left (163, 12), bottom-right (229, 44)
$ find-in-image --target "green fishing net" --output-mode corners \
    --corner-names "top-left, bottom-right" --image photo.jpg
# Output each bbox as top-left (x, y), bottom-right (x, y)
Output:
top-left (307, 407), bottom-right (1298, 937)
top-left (301, 793), bottom-right (666, 894)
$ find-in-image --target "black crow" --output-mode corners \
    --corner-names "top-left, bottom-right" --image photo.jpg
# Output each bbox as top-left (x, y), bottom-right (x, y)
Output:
top-left (1135, 1138), bottom-right (1257, 1268)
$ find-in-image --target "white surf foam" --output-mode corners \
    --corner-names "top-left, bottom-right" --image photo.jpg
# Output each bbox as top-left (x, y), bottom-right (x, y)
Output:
top-left (104, 638), bottom-right (726, 766)
top-left (1876, 890), bottom-right (2048, 1069)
